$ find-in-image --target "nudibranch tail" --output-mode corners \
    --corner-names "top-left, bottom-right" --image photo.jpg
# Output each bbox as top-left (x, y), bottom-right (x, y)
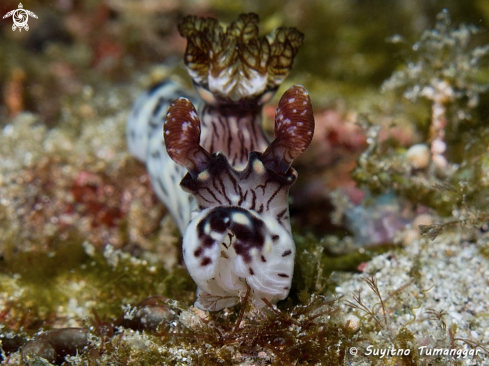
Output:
top-left (164, 98), bottom-right (212, 179)
top-left (261, 85), bottom-right (315, 175)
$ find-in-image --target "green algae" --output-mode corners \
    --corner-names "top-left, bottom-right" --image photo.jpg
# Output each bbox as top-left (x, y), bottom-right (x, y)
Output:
top-left (291, 232), bottom-right (394, 299)
top-left (0, 239), bottom-right (195, 333)
top-left (394, 327), bottom-right (418, 366)
top-left (0, 236), bottom-right (88, 331)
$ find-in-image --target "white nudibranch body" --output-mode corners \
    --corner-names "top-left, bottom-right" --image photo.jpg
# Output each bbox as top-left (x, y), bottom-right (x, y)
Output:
top-left (183, 206), bottom-right (295, 310)
top-left (163, 85), bottom-right (314, 311)
top-left (126, 13), bottom-right (313, 311)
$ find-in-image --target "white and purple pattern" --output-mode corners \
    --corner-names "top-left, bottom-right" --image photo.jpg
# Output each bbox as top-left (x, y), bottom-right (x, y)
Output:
top-left (127, 13), bottom-right (313, 310)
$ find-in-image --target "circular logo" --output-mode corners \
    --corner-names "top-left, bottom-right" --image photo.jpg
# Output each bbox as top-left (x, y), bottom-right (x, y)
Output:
top-left (349, 347), bottom-right (358, 356)
top-left (3, 3), bottom-right (38, 32)
top-left (12, 9), bottom-right (29, 30)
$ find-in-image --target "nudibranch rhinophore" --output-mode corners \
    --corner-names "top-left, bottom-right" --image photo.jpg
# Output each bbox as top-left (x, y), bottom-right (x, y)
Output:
top-left (126, 13), bottom-right (314, 310)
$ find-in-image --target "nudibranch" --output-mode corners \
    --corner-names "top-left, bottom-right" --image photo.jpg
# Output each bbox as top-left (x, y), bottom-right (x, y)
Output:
top-left (126, 13), bottom-right (313, 310)
top-left (165, 86), bottom-right (314, 310)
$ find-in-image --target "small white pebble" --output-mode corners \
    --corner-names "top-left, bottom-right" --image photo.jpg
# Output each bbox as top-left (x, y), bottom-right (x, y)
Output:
top-left (406, 144), bottom-right (430, 169)
top-left (344, 314), bottom-right (361, 332)
top-left (432, 139), bottom-right (446, 154)
top-left (3, 124), bottom-right (14, 136)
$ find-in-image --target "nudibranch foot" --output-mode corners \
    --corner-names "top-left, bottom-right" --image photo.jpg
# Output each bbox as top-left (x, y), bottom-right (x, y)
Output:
top-left (164, 85), bottom-right (315, 311)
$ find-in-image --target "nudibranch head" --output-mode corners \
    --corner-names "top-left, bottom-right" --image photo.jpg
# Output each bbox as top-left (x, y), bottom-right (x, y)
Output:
top-left (178, 13), bottom-right (304, 103)
top-left (164, 85), bottom-right (315, 310)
